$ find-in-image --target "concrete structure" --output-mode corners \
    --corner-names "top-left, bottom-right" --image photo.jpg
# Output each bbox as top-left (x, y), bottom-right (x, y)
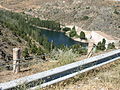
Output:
top-left (65, 25), bottom-right (119, 48)
top-left (90, 31), bottom-right (119, 48)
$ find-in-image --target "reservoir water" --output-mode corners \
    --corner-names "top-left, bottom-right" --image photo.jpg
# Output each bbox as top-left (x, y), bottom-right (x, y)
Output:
top-left (41, 29), bottom-right (88, 47)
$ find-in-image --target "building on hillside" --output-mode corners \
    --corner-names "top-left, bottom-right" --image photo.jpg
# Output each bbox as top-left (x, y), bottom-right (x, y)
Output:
top-left (90, 31), bottom-right (119, 48)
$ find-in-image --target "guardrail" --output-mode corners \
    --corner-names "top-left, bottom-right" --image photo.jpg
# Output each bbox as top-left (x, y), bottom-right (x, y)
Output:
top-left (0, 49), bottom-right (120, 90)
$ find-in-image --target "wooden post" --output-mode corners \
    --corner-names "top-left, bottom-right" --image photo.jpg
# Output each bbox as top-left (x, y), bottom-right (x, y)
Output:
top-left (13, 48), bottom-right (21, 73)
top-left (87, 42), bottom-right (94, 58)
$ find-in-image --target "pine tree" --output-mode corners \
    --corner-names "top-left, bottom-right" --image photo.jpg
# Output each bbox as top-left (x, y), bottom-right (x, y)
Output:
top-left (80, 31), bottom-right (86, 40)
top-left (22, 48), bottom-right (29, 58)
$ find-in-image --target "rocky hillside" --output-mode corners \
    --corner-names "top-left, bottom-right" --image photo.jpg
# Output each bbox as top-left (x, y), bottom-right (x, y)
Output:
top-left (0, 0), bottom-right (120, 38)
top-left (29, 0), bottom-right (120, 38)
top-left (0, 24), bottom-right (27, 66)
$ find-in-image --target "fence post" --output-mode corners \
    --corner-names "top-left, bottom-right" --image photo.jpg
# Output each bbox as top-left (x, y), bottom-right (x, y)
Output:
top-left (13, 48), bottom-right (21, 74)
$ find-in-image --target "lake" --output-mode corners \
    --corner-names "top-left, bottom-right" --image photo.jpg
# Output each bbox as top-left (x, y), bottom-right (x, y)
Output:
top-left (41, 29), bottom-right (88, 47)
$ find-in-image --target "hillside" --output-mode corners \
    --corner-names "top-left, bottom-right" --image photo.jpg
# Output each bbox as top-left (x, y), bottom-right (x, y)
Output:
top-left (0, 0), bottom-right (120, 89)
top-left (29, 0), bottom-right (120, 38)
top-left (0, 9), bottom-right (60, 67)
top-left (0, 23), bottom-right (27, 66)
top-left (0, 0), bottom-right (120, 38)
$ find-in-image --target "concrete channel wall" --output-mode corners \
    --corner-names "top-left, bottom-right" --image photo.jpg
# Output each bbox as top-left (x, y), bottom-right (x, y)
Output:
top-left (0, 49), bottom-right (120, 90)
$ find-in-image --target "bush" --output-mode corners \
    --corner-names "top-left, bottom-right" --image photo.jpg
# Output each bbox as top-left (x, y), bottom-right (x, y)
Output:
top-left (36, 47), bottom-right (44, 55)
top-left (69, 30), bottom-right (77, 37)
top-left (107, 43), bottom-right (115, 50)
top-left (50, 49), bottom-right (79, 65)
top-left (17, 38), bottom-right (22, 43)
top-left (62, 27), bottom-right (71, 32)
top-left (81, 16), bottom-right (89, 20)
top-left (114, 10), bottom-right (119, 15)
top-left (86, 6), bottom-right (90, 9)
top-left (22, 48), bottom-right (29, 58)
top-left (70, 44), bottom-right (87, 55)
top-left (69, 26), bottom-right (77, 37)
top-left (0, 30), bottom-right (2, 35)
top-left (80, 31), bottom-right (86, 40)
top-left (30, 44), bottom-right (38, 54)
top-left (96, 39), bottom-right (106, 51)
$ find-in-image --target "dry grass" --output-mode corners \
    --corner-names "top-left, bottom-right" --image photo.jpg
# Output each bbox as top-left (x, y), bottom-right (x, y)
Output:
top-left (0, 49), bottom-right (119, 90)
top-left (42, 60), bottom-right (120, 90)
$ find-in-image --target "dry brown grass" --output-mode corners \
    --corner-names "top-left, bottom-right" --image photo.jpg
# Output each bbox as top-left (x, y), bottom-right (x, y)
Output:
top-left (42, 60), bottom-right (120, 90)
top-left (0, 49), bottom-right (119, 90)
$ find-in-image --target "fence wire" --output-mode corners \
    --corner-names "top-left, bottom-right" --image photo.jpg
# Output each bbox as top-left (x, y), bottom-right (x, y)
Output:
top-left (0, 47), bottom-right (119, 71)
top-left (0, 54), bottom-right (50, 70)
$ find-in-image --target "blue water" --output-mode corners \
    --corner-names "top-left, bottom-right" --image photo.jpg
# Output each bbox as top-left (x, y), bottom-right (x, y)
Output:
top-left (41, 29), bottom-right (87, 47)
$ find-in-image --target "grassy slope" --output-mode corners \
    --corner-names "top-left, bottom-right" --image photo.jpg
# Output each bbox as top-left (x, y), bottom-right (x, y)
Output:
top-left (43, 60), bottom-right (120, 90)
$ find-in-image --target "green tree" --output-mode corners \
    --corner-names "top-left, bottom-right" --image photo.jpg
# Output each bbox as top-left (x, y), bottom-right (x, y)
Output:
top-left (82, 16), bottom-right (89, 20)
top-left (72, 26), bottom-right (76, 31)
top-left (96, 39), bottom-right (106, 51)
top-left (30, 44), bottom-right (38, 54)
top-left (107, 42), bottom-right (115, 49)
top-left (102, 38), bottom-right (106, 45)
top-left (80, 31), bottom-right (86, 40)
top-left (22, 48), bottom-right (29, 58)
top-left (36, 47), bottom-right (44, 55)
top-left (69, 30), bottom-right (77, 37)
top-left (62, 27), bottom-right (71, 32)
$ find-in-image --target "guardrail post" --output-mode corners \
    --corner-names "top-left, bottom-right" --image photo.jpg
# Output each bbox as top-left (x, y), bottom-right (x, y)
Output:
top-left (13, 48), bottom-right (21, 74)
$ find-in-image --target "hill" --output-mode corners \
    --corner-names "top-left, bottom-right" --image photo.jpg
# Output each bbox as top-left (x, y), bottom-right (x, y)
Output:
top-left (0, 22), bottom-right (27, 66)
top-left (0, 0), bottom-right (119, 38)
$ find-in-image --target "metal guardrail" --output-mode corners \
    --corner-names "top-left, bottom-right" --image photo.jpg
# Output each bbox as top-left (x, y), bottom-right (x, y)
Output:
top-left (0, 49), bottom-right (120, 90)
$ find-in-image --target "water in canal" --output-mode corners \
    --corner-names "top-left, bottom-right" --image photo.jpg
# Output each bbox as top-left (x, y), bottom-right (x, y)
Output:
top-left (41, 29), bottom-right (88, 47)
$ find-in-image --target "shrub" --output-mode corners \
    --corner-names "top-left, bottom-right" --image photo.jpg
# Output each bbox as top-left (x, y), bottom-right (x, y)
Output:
top-left (30, 44), bottom-right (38, 54)
top-left (63, 27), bottom-right (71, 32)
top-left (36, 47), bottom-right (44, 55)
top-left (17, 38), bottom-right (22, 43)
top-left (0, 30), bottom-right (2, 35)
top-left (107, 43), bottom-right (115, 50)
top-left (80, 31), bottom-right (86, 40)
top-left (69, 26), bottom-right (77, 37)
top-left (50, 49), bottom-right (79, 65)
top-left (81, 16), bottom-right (89, 20)
top-left (22, 48), bottom-right (29, 58)
top-left (70, 44), bottom-right (87, 55)
top-left (96, 39), bottom-right (106, 51)
top-left (114, 9), bottom-right (119, 15)
top-left (69, 30), bottom-right (77, 37)
top-left (86, 6), bottom-right (90, 9)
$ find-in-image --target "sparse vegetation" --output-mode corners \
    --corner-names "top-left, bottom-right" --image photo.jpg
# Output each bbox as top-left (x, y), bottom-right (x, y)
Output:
top-left (50, 49), bottom-right (79, 66)
top-left (81, 16), bottom-right (89, 20)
